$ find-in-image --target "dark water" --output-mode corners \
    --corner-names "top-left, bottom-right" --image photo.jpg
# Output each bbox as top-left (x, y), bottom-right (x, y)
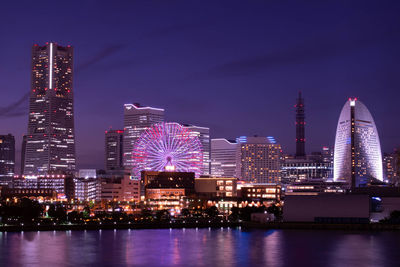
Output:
top-left (0, 228), bottom-right (399, 266)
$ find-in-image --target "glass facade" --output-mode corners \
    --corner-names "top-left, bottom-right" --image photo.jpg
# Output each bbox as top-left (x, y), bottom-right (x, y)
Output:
top-left (334, 99), bottom-right (383, 186)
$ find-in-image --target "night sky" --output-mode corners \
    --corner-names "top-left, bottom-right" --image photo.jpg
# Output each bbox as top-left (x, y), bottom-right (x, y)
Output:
top-left (1, 0), bottom-right (399, 170)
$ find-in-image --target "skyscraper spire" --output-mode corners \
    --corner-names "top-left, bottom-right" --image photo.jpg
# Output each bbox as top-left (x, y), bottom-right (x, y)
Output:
top-left (295, 91), bottom-right (306, 158)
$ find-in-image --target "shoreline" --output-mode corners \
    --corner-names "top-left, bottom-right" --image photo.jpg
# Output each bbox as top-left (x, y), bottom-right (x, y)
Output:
top-left (1, 221), bottom-right (400, 232)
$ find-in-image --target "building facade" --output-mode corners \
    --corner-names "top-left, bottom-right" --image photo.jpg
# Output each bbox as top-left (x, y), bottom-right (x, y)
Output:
top-left (236, 136), bottom-right (282, 183)
top-left (24, 43), bottom-right (76, 175)
top-left (184, 124), bottom-right (210, 176)
top-left (210, 138), bottom-right (237, 177)
top-left (0, 134), bottom-right (15, 185)
top-left (295, 92), bottom-right (306, 158)
top-left (105, 129), bottom-right (124, 171)
top-left (334, 98), bottom-right (383, 187)
top-left (195, 177), bottom-right (237, 197)
top-left (383, 152), bottom-right (399, 186)
top-left (123, 103), bottom-right (164, 170)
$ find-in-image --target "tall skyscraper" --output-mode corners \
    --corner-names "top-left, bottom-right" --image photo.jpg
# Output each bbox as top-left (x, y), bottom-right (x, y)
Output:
top-left (295, 91), bottom-right (306, 158)
top-left (0, 134), bottom-right (15, 185)
top-left (211, 138), bottom-right (237, 177)
top-left (334, 98), bottom-right (383, 187)
top-left (24, 43), bottom-right (76, 175)
top-left (123, 103), bottom-right (164, 169)
top-left (105, 129), bottom-right (124, 171)
top-left (236, 136), bottom-right (282, 184)
top-left (183, 124), bottom-right (210, 176)
top-left (20, 135), bottom-right (27, 175)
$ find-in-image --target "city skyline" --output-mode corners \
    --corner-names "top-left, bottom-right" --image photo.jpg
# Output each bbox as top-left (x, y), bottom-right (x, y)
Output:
top-left (1, 1), bottom-right (400, 170)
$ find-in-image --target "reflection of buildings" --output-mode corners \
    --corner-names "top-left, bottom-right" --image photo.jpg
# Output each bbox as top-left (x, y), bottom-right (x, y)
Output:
top-left (123, 103), bottom-right (164, 169)
top-left (105, 129), bottom-right (124, 171)
top-left (0, 134), bottom-right (15, 185)
top-left (24, 43), bottom-right (76, 175)
top-left (236, 136), bottom-right (282, 183)
top-left (195, 177), bottom-right (237, 197)
top-left (183, 124), bottom-right (210, 176)
top-left (210, 139), bottom-right (237, 177)
top-left (334, 98), bottom-right (383, 187)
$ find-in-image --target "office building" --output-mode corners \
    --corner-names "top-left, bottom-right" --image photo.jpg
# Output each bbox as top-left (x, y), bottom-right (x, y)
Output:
top-left (0, 134), bottom-right (15, 185)
top-left (123, 103), bottom-right (164, 169)
top-left (142, 171), bottom-right (195, 199)
top-left (24, 43), bottom-right (76, 175)
top-left (334, 98), bottom-right (383, 187)
top-left (295, 92), bottom-right (306, 158)
top-left (210, 138), bottom-right (237, 177)
top-left (383, 151), bottom-right (399, 185)
top-left (195, 177), bottom-right (237, 197)
top-left (13, 174), bottom-right (74, 199)
top-left (105, 129), bottom-right (124, 171)
top-left (73, 178), bottom-right (100, 201)
top-left (100, 174), bottom-right (140, 202)
top-left (183, 124), bottom-right (210, 176)
top-left (236, 136), bottom-right (282, 183)
top-left (20, 135), bottom-right (27, 175)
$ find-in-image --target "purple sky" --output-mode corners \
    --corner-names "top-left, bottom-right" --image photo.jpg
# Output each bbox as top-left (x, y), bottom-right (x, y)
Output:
top-left (1, 0), bottom-right (399, 170)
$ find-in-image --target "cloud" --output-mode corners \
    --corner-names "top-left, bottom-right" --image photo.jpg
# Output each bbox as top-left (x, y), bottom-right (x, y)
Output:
top-left (75, 44), bottom-right (125, 72)
top-left (0, 92), bottom-right (29, 117)
top-left (201, 28), bottom-right (400, 78)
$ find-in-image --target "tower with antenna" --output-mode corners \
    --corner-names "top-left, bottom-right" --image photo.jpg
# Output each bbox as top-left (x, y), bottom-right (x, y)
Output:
top-left (295, 91), bottom-right (306, 158)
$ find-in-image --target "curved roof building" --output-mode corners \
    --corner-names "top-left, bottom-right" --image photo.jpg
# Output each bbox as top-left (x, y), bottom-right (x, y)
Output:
top-left (333, 98), bottom-right (383, 187)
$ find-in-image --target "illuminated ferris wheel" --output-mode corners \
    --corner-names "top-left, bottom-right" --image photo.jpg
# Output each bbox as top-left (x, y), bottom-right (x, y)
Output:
top-left (131, 122), bottom-right (203, 178)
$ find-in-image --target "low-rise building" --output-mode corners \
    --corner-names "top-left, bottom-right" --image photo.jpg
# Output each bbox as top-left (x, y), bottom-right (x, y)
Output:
top-left (195, 177), bottom-right (237, 198)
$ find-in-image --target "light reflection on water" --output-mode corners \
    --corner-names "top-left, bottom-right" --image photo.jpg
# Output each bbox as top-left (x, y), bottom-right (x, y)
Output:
top-left (0, 229), bottom-right (399, 266)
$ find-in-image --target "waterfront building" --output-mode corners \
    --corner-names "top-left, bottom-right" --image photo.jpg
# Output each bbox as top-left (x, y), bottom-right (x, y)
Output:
top-left (195, 177), bottom-right (237, 198)
top-left (295, 92), bottom-right (306, 158)
top-left (24, 43), bottom-right (76, 175)
top-left (123, 103), bottom-right (164, 170)
top-left (142, 171), bottom-right (195, 199)
top-left (236, 136), bottom-right (282, 184)
top-left (333, 98), bottom-right (383, 187)
top-left (13, 173), bottom-right (74, 200)
top-left (238, 183), bottom-right (282, 204)
top-left (100, 174), bottom-right (140, 202)
top-left (73, 178), bottom-right (100, 201)
top-left (285, 180), bottom-right (346, 196)
top-left (210, 138), bottom-right (237, 177)
top-left (183, 124), bottom-right (210, 176)
top-left (383, 151), bottom-right (399, 186)
top-left (105, 129), bottom-right (124, 171)
top-left (0, 134), bottom-right (15, 185)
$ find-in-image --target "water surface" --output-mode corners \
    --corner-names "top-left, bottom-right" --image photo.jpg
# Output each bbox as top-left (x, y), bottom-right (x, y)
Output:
top-left (0, 228), bottom-right (399, 266)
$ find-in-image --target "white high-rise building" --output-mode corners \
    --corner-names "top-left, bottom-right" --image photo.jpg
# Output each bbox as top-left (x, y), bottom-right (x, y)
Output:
top-left (211, 139), bottom-right (237, 177)
top-left (123, 104), bottom-right (164, 169)
top-left (183, 125), bottom-right (210, 176)
top-left (333, 98), bottom-right (383, 187)
top-left (236, 136), bottom-right (282, 184)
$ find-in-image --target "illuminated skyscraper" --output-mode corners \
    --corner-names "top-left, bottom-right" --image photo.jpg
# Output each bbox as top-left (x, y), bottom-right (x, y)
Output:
top-left (236, 136), bottom-right (282, 183)
top-left (295, 91), bottom-right (306, 158)
top-left (183, 124), bottom-right (210, 176)
top-left (333, 98), bottom-right (383, 187)
top-left (0, 134), bottom-right (15, 185)
top-left (24, 43), bottom-right (75, 175)
top-left (211, 138), bottom-right (237, 177)
top-left (105, 129), bottom-right (124, 171)
top-left (123, 103), bottom-right (164, 169)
